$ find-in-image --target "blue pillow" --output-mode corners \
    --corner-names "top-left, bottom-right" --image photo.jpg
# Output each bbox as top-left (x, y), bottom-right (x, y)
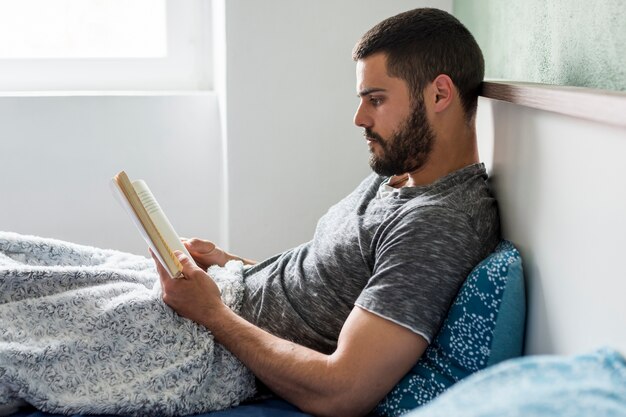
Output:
top-left (376, 240), bottom-right (526, 417)
top-left (404, 347), bottom-right (626, 417)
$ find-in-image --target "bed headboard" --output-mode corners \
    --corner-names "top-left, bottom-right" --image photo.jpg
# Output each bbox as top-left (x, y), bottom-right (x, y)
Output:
top-left (476, 81), bottom-right (626, 356)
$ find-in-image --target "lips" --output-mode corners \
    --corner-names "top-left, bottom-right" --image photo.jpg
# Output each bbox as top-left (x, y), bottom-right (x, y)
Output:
top-left (364, 134), bottom-right (378, 143)
top-left (364, 129), bottom-right (382, 144)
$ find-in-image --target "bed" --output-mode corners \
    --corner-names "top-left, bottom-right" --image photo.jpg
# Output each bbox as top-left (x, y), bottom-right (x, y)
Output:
top-left (3, 81), bottom-right (626, 417)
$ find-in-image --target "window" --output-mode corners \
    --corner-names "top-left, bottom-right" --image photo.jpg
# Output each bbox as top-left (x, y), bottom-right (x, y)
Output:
top-left (0, 0), bottom-right (212, 91)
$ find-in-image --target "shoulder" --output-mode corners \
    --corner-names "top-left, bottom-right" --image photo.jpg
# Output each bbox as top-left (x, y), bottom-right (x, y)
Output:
top-left (381, 194), bottom-right (480, 239)
top-left (394, 164), bottom-right (499, 243)
top-left (377, 204), bottom-right (483, 258)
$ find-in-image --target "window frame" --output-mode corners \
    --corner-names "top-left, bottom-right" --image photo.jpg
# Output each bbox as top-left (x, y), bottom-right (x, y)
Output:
top-left (0, 0), bottom-right (213, 92)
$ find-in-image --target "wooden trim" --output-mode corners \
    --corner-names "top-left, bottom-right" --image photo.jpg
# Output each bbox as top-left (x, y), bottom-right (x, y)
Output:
top-left (481, 81), bottom-right (626, 128)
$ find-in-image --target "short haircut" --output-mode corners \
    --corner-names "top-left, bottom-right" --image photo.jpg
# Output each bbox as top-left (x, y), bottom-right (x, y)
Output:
top-left (353, 8), bottom-right (484, 122)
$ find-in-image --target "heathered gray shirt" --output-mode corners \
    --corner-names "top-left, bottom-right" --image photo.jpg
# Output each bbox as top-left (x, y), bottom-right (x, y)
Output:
top-left (240, 163), bottom-right (500, 354)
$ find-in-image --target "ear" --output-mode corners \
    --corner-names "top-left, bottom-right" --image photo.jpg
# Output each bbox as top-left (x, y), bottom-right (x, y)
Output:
top-left (430, 74), bottom-right (455, 113)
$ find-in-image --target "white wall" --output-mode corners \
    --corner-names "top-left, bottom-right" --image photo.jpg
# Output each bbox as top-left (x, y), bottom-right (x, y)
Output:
top-left (0, 1), bottom-right (453, 260)
top-left (0, 93), bottom-right (222, 255)
top-left (5, 2), bottom-right (619, 357)
top-left (476, 97), bottom-right (626, 355)
top-left (221, 0), bottom-right (453, 260)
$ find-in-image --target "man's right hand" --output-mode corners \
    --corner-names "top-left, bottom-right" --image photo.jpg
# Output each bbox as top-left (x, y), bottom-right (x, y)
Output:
top-left (182, 238), bottom-right (229, 270)
top-left (182, 238), bottom-right (257, 269)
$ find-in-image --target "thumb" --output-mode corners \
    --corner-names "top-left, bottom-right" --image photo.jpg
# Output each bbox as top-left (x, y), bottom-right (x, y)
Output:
top-left (188, 238), bottom-right (217, 255)
top-left (174, 250), bottom-right (203, 279)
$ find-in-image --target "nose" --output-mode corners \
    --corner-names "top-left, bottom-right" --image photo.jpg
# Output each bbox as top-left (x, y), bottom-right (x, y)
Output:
top-left (353, 101), bottom-right (372, 128)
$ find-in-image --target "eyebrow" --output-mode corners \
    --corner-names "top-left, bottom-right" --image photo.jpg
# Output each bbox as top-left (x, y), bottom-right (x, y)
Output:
top-left (357, 87), bottom-right (387, 98)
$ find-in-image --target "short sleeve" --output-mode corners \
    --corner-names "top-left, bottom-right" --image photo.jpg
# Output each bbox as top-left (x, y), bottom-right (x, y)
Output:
top-left (355, 206), bottom-right (483, 342)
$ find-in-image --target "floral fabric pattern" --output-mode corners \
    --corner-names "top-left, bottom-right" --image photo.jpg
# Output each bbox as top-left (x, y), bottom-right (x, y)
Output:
top-left (0, 232), bottom-right (255, 416)
top-left (377, 241), bottom-right (525, 416)
top-left (406, 347), bottom-right (626, 417)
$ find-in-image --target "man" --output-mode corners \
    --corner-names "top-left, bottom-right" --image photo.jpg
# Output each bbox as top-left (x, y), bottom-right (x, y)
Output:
top-left (157, 8), bottom-right (499, 417)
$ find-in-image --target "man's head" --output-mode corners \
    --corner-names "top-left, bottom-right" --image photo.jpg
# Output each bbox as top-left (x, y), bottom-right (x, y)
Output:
top-left (353, 8), bottom-right (484, 123)
top-left (355, 53), bottom-right (435, 177)
top-left (353, 8), bottom-right (484, 178)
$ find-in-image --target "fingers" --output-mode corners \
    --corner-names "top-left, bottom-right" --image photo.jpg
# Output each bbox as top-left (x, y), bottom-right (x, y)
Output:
top-left (183, 238), bottom-right (217, 255)
top-left (150, 249), bottom-right (196, 282)
top-left (152, 246), bottom-right (225, 326)
top-left (181, 238), bottom-right (224, 271)
top-left (173, 250), bottom-right (203, 279)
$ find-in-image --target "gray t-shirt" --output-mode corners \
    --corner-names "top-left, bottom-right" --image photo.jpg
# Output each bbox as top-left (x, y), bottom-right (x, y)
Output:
top-left (240, 163), bottom-right (500, 354)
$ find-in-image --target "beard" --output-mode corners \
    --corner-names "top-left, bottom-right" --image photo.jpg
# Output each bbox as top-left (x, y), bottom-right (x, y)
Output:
top-left (366, 97), bottom-right (435, 177)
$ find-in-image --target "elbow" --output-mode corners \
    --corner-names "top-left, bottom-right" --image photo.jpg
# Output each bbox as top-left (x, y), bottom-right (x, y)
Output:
top-left (293, 357), bottom-right (383, 417)
top-left (298, 392), bottom-right (376, 417)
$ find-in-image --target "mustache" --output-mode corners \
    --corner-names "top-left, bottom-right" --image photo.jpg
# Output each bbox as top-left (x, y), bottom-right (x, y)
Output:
top-left (363, 129), bottom-right (384, 142)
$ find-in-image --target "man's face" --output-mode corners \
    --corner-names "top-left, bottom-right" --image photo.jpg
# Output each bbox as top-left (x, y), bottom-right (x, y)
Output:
top-left (354, 53), bottom-right (434, 176)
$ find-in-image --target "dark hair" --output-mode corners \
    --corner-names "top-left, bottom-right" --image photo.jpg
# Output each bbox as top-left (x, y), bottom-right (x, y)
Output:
top-left (353, 8), bottom-right (484, 122)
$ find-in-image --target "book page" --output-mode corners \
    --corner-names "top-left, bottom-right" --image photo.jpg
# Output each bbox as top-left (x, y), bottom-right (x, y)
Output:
top-left (131, 180), bottom-right (192, 260)
top-left (110, 178), bottom-right (163, 262)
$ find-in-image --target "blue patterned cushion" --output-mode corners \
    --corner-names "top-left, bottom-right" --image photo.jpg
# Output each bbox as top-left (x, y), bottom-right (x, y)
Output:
top-left (376, 241), bottom-right (525, 417)
top-left (404, 347), bottom-right (626, 417)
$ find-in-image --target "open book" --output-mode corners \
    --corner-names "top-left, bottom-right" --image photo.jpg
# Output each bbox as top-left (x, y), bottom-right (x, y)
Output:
top-left (111, 171), bottom-right (192, 279)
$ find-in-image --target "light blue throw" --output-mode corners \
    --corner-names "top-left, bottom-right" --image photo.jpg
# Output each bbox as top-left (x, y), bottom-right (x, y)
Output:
top-left (406, 347), bottom-right (626, 417)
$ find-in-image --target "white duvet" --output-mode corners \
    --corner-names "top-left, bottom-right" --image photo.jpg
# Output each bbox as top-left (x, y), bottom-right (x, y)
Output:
top-left (0, 232), bottom-right (255, 416)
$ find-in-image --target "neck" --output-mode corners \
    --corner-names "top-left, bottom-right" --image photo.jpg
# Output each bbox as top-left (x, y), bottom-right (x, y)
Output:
top-left (404, 128), bottom-right (479, 187)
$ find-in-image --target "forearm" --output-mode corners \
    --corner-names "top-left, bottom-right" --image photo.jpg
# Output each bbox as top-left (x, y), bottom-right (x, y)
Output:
top-left (203, 304), bottom-right (355, 417)
top-left (158, 253), bottom-right (423, 417)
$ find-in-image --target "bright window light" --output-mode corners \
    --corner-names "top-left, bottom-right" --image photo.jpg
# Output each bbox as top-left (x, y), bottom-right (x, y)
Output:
top-left (0, 0), bottom-right (212, 91)
top-left (0, 0), bottom-right (167, 58)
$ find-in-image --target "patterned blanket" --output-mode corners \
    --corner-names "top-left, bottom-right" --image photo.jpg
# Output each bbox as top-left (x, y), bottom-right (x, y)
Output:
top-left (0, 232), bottom-right (255, 416)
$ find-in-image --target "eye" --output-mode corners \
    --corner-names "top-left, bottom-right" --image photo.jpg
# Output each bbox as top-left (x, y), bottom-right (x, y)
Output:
top-left (369, 96), bottom-right (383, 106)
